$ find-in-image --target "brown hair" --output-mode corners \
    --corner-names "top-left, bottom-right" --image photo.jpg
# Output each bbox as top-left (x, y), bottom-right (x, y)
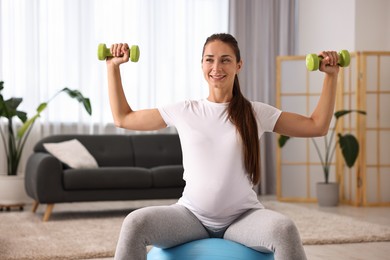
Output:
top-left (202, 33), bottom-right (260, 185)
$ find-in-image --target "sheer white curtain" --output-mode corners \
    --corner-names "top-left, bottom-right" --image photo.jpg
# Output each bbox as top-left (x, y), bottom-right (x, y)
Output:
top-left (0, 0), bottom-right (229, 174)
top-left (229, 0), bottom-right (297, 194)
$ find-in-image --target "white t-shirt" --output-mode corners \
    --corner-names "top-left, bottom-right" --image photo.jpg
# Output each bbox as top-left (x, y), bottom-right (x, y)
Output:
top-left (158, 99), bottom-right (282, 228)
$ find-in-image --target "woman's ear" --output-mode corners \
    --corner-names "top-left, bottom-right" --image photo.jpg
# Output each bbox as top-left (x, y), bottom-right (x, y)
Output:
top-left (237, 60), bottom-right (243, 73)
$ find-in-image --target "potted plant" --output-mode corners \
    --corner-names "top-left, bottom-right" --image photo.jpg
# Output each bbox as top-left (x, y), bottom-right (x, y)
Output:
top-left (278, 110), bottom-right (366, 206)
top-left (0, 81), bottom-right (92, 208)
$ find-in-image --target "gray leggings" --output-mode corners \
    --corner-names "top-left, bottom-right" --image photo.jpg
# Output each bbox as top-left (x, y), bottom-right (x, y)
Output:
top-left (114, 204), bottom-right (307, 260)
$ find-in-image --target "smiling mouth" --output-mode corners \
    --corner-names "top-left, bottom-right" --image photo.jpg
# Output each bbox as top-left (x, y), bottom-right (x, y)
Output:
top-left (210, 74), bottom-right (226, 80)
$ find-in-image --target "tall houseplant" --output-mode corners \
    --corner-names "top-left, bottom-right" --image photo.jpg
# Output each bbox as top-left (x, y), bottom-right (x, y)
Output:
top-left (0, 81), bottom-right (92, 176)
top-left (278, 110), bottom-right (366, 205)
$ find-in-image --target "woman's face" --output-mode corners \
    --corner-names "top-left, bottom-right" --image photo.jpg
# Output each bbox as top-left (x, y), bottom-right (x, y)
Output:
top-left (202, 40), bottom-right (242, 91)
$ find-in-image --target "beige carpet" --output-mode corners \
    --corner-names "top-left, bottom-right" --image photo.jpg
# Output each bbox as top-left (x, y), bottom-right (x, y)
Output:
top-left (0, 199), bottom-right (389, 260)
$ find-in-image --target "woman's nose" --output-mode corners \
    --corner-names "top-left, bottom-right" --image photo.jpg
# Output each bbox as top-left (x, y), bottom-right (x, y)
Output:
top-left (212, 61), bottom-right (222, 71)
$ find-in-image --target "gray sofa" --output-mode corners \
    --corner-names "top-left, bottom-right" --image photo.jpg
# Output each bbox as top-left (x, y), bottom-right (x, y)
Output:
top-left (25, 134), bottom-right (185, 221)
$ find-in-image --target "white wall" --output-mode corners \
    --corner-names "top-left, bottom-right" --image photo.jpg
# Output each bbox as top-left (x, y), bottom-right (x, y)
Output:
top-left (297, 0), bottom-right (390, 54)
top-left (355, 0), bottom-right (390, 51)
top-left (297, 0), bottom-right (356, 54)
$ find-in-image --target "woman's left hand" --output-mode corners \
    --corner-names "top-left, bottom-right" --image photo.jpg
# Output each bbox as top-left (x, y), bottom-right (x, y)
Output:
top-left (319, 51), bottom-right (339, 75)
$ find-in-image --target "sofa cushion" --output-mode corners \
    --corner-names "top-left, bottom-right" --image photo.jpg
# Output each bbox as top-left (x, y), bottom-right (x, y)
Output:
top-left (131, 134), bottom-right (182, 168)
top-left (63, 167), bottom-right (152, 190)
top-left (151, 165), bottom-right (185, 188)
top-left (81, 135), bottom-right (135, 167)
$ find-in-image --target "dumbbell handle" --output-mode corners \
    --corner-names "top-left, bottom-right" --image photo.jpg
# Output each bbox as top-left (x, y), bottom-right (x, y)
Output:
top-left (97, 43), bottom-right (140, 62)
top-left (306, 50), bottom-right (350, 71)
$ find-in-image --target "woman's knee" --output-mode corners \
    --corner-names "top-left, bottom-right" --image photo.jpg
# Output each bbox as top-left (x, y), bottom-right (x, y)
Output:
top-left (267, 213), bottom-right (301, 244)
top-left (121, 208), bottom-right (155, 237)
top-left (275, 215), bottom-right (298, 235)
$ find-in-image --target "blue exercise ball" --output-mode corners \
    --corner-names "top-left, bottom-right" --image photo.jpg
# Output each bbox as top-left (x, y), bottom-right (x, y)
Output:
top-left (147, 238), bottom-right (274, 260)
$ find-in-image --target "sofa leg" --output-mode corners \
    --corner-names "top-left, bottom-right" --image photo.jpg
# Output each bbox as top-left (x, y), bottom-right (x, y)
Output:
top-left (32, 201), bottom-right (39, 213)
top-left (43, 204), bottom-right (54, 222)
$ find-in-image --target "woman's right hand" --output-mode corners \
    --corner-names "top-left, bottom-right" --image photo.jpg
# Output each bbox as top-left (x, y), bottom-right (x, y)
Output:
top-left (106, 43), bottom-right (130, 66)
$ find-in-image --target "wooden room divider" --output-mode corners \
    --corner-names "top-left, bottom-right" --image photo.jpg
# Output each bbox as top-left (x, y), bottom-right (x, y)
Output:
top-left (276, 51), bottom-right (390, 206)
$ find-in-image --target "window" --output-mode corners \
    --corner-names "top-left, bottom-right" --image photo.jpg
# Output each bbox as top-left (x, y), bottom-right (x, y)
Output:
top-left (0, 0), bottom-right (229, 125)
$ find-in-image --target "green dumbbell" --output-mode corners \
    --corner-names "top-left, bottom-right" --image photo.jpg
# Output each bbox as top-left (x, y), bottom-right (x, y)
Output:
top-left (97, 43), bottom-right (140, 62)
top-left (306, 50), bottom-right (350, 71)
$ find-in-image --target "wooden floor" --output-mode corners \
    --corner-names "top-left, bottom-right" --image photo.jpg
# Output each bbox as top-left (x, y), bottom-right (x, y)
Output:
top-left (32, 197), bottom-right (390, 260)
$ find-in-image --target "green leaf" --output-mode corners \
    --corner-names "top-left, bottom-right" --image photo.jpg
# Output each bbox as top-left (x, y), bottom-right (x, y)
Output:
top-left (6, 98), bottom-right (23, 110)
top-left (36, 102), bottom-right (47, 113)
top-left (338, 133), bottom-right (359, 168)
top-left (0, 98), bottom-right (23, 118)
top-left (16, 111), bottom-right (28, 123)
top-left (0, 94), bottom-right (5, 116)
top-left (278, 135), bottom-right (290, 148)
top-left (17, 114), bottom-right (40, 139)
top-left (61, 88), bottom-right (92, 115)
top-left (334, 110), bottom-right (366, 119)
top-left (82, 98), bottom-right (92, 115)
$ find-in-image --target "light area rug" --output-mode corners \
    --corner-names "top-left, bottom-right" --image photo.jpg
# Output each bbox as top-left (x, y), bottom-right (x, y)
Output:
top-left (0, 199), bottom-right (389, 260)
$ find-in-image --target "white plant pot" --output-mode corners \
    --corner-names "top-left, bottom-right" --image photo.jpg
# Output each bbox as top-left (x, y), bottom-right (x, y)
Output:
top-left (316, 182), bottom-right (339, 207)
top-left (0, 175), bottom-right (32, 205)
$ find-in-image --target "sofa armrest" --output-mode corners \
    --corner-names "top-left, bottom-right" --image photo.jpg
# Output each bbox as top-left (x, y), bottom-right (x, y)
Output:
top-left (25, 153), bottom-right (66, 203)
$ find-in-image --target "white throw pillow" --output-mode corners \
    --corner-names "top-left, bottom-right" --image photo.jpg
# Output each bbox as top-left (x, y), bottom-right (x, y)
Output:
top-left (43, 139), bottom-right (98, 169)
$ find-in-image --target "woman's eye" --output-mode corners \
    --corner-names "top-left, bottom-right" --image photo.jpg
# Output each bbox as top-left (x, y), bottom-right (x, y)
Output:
top-left (222, 59), bottom-right (231, 63)
top-left (205, 58), bottom-right (213, 63)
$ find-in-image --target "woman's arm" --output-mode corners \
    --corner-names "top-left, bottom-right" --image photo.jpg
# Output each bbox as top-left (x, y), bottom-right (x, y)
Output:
top-left (106, 43), bottom-right (166, 131)
top-left (273, 51), bottom-right (339, 137)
